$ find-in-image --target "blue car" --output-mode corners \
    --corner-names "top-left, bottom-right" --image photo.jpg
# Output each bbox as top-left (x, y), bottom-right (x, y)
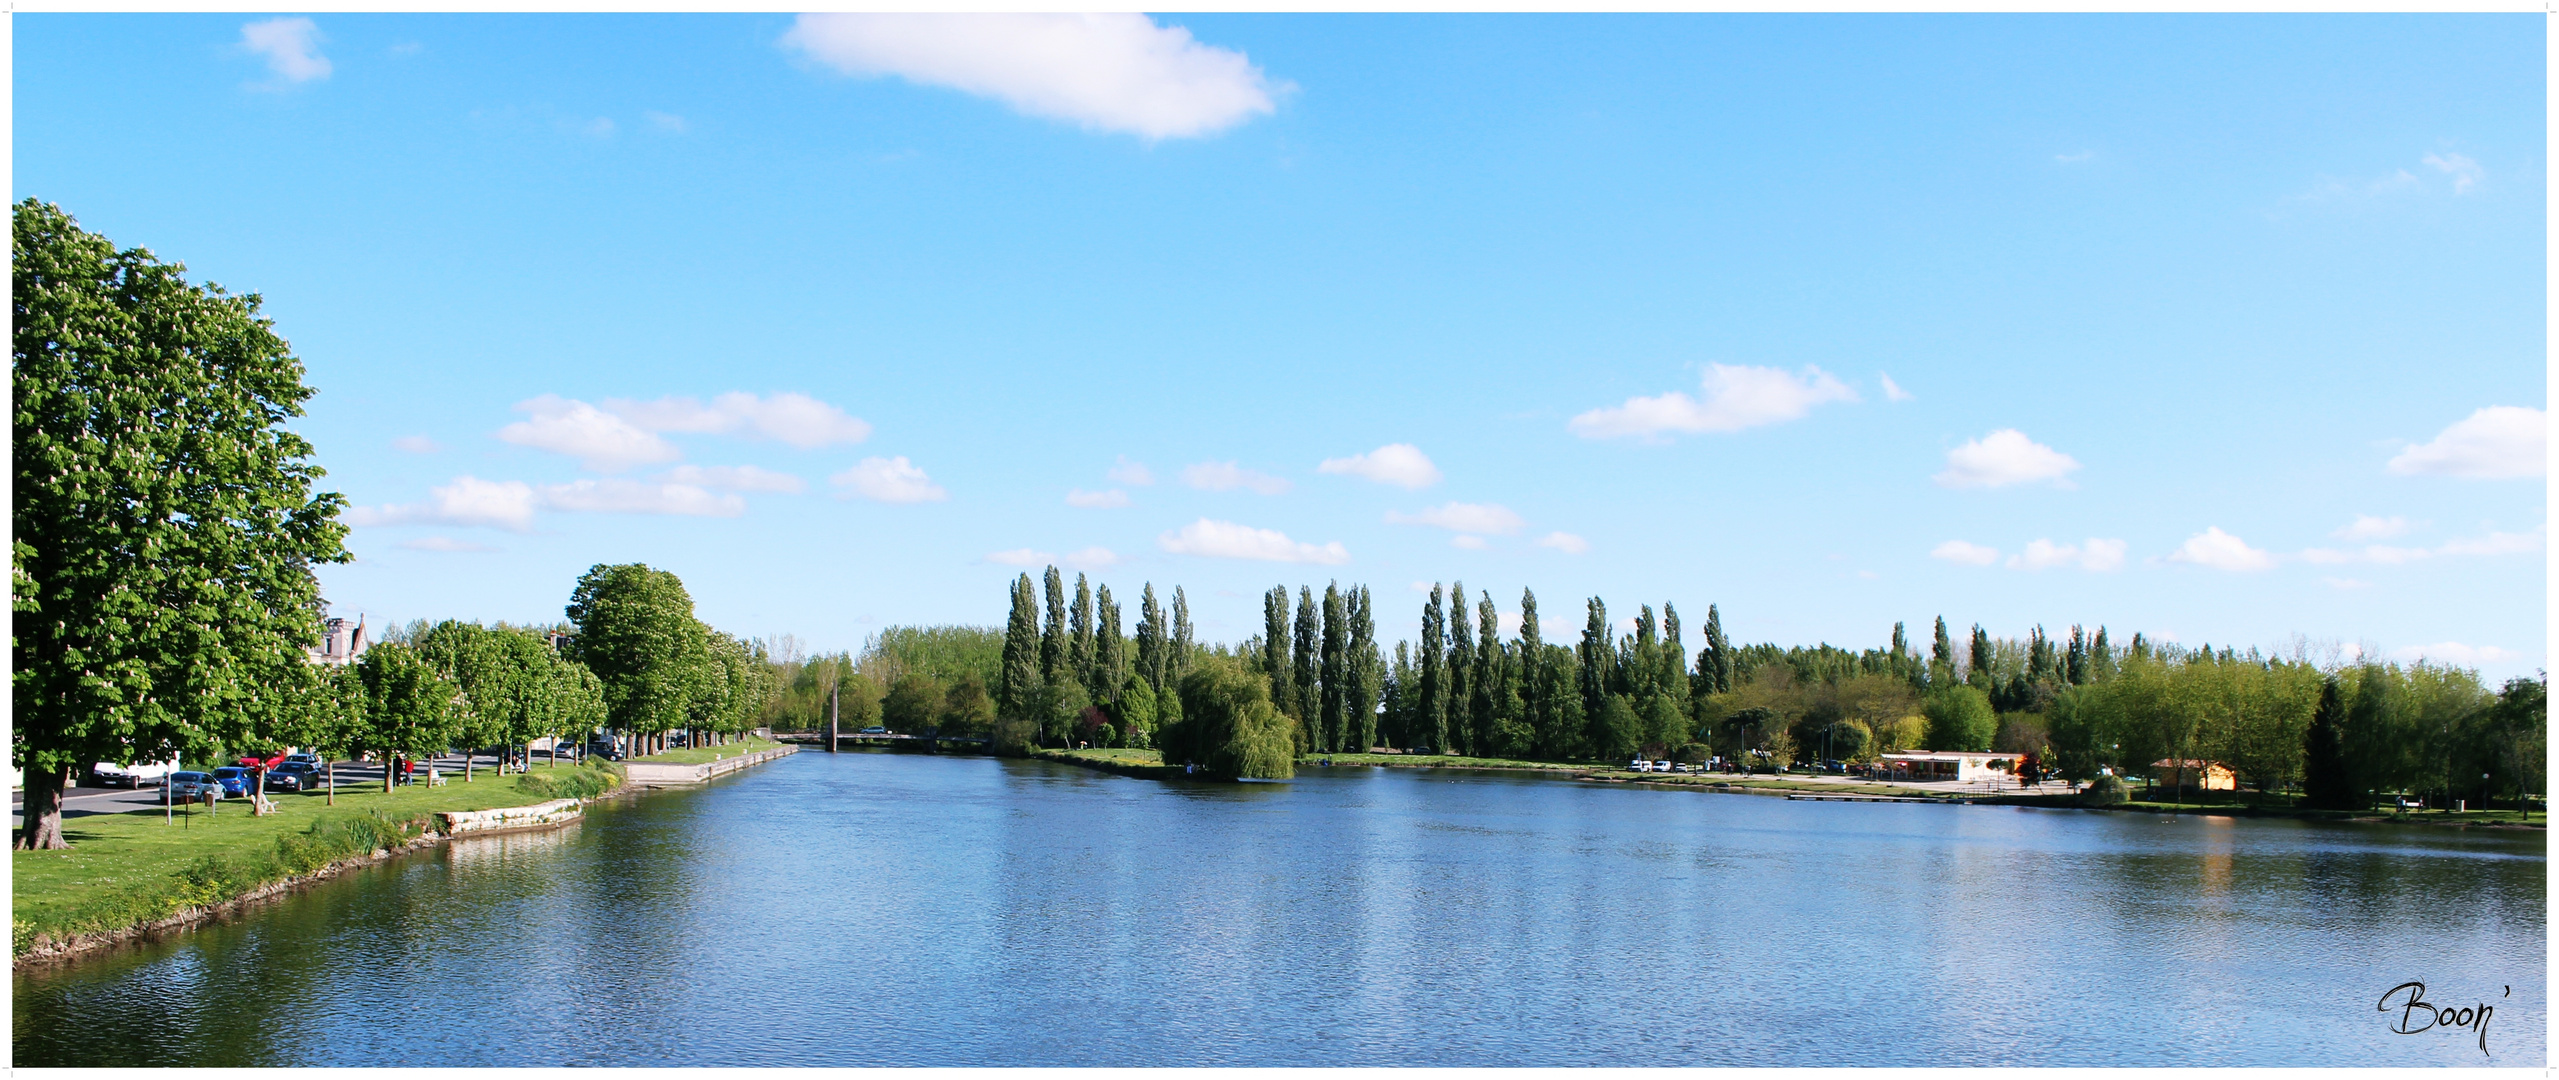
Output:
top-left (210, 766), bottom-right (255, 797)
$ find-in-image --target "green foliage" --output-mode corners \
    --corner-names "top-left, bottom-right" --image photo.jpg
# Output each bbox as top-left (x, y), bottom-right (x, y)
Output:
top-left (512, 765), bottom-right (621, 801)
top-left (1922, 686), bottom-right (1997, 752)
top-left (881, 672), bottom-right (944, 734)
top-left (564, 564), bottom-right (711, 739)
top-left (354, 644), bottom-right (464, 766)
top-left (13, 199), bottom-right (351, 847)
top-left (940, 673), bottom-right (996, 739)
top-left (2078, 773), bottom-right (2128, 806)
top-left (860, 625), bottom-right (1002, 692)
top-left (1178, 656), bottom-right (1295, 780)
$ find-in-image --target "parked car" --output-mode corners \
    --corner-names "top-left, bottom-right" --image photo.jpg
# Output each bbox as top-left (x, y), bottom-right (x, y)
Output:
top-left (90, 759), bottom-right (177, 788)
top-left (266, 761), bottom-right (319, 792)
top-left (858, 726), bottom-right (888, 735)
top-left (284, 752), bottom-right (322, 770)
top-left (164, 771), bottom-right (221, 803)
top-left (210, 766), bottom-right (257, 797)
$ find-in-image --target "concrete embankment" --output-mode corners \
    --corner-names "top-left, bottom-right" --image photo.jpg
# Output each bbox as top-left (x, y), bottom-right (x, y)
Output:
top-left (620, 745), bottom-right (798, 788)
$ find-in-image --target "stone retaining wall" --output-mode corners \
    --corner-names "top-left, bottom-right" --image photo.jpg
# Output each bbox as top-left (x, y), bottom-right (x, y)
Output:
top-left (621, 745), bottom-right (797, 787)
top-left (435, 798), bottom-right (584, 836)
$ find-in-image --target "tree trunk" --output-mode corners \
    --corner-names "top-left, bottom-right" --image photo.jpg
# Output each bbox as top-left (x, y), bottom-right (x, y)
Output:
top-left (466, 750), bottom-right (474, 783)
top-left (17, 767), bottom-right (68, 849)
top-left (385, 756), bottom-right (397, 794)
top-left (327, 759), bottom-right (336, 805)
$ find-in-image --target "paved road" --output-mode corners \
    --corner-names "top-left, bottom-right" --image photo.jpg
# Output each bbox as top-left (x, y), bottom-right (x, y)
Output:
top-left (9, 751), bottom-right (586, 830)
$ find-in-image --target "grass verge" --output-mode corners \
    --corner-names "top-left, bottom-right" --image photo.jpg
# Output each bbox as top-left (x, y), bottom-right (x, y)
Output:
top-left (13, 765), bottom-right (623, 957)
top-left (630, 737), bottom-right (784, 765)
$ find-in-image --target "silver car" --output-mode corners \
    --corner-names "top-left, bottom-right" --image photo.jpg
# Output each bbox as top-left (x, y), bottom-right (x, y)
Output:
top-left (164, 771), bottom-right (221, 803)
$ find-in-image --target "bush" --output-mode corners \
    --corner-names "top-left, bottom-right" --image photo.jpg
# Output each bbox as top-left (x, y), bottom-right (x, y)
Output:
top-left (1922, 687), bottom-right (1997, 751)
top-left (513, 766), bottom-right (620, 801)
top-left (2078, 774), bottom-right (2127, 807)
top-left (1674, 742), bottom-right (1709, 765)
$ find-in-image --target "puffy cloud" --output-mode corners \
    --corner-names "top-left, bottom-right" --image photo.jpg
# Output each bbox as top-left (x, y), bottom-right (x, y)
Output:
top-left (344, 476), bottom-right (539, 532)
top-left (240, 17), bottom-right (330, 83)
top-left (1181, 461), bottom-right (1291, 495)
top-left (1061, 546), bottom-right (1120, 570)
top-left (395, 536), bottom-right (499, 553)
top-left (2386, 406), bottom-right (2544, 479)
top-left (1386, 501), bottom-right (1524, 536)
top-left (1568, 363), bottom-right (1857, 440)
top-left (603, 391), bottom-right (872, 449)
top-left (1157, 518), bottom-right (1348, 565)
top-left (832, 456), bottom-right (947, 503)
top-left (780, 14), bottom-right (1283, 140)
top-left (1450, 535), bottom-right (1490, 550)
top-left (1535, 531), bottom-right (1590, 555)
top-left (2007, 537), bottom-right (2126, 572)
top-left (659, 465), bottom-right (806, 494)
top-left (1317, 443), bottom-right (1442, 490)
top-left (391, 435), bottom-right (441, 454)
top-left (2423, 151), bottom-right (2483, 195)
top-left (1929, 540), bottom-right (2000, 566)
top-left (1066, 488), bottom-right (1130, 508)
top-left (2438, 528), bottom-right (2544, 557)
top-left (1934, 429), bottom-right (2081, 489)
top-left (2299, 526), bottom-right (2540, 565)
top-left (2392, 642), bottom-right (2522, 666)
top-left (2334, 514), bottom-right (2412, 541)
top-left (536, 479), bottom-right (745, 518)
top-left (497, 395), bottom-right (681, 472)
top-left (2168, 527), bottom-right (2275, 572)
top-left (1107, 456), bottom-right (1155, 486)
top-left (1879, 373), bottom-right (1912, 402)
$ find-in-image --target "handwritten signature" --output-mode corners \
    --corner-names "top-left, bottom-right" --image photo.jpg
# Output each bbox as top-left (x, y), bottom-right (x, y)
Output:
top-left (2377, 981), bottom-right (2507, 1056)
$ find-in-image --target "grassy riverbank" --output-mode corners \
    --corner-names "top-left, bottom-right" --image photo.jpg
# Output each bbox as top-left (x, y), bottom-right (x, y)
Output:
top-left (631, 737), bottom-right (783, 765)
top-left (13, 766), bottom-right (623, 958)
top-left (1984, 789), bottom-right (2547, 826)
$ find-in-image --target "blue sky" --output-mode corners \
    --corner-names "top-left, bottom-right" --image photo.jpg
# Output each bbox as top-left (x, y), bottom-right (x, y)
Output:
top-left (15, 14), bottom-right (2546, 677)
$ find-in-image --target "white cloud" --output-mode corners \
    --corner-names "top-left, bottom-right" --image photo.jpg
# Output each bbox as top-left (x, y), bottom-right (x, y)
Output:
top-left (1385, 501), bottom-right (1524, 536)
top-left (659, 465), bottom-right (806, 494)
top-left (1157, 518), bottom-right (1348, 565)
top-left (2168, 527), bottom-right (2275, 572)
top-left (2423, 151), bottom-right (2483, 195)
top-left (1181, 461), bottom-right (1291, 495)
top-left (537, 479), bottom-right (745, 518)
top-left (1929, 540), bottom-right (2001, 566)
top-left (2006, 537), bottom-right (2127, 572)
top-left (496, 396), bottom-right (681, 472)
top-left (645, 111), bottom-right (688, 133)
top-left (1450, 535), bottom-right (1489, 550)
top-left (392, 435), bottom-right (441, 454)
top-left (1535, 531), bottom-right (1590, 555)
top-left (396, 536), bottom-right (498, 553)
top-left (1934, 429), bottom-right (2081, 489)
top-left (1107, 456), bottom-right (1155, 486)
top-left (986, 548), bottom-right (1051, 567)
top-left (604, 391), bottom-right (872, 449)
top-left (2386, 406), bottom-right (2544, 479)
top-left (780, 13), bottom-right (1283, 140)
top-left (2322, 577), bottom-right (2372, 590)
top-left (1066, 488), bottom-right (1130, 508)
top-left (344, 476), bottom-right (539, 532)
top-left (2438, 528), bottom-right (2544, 557)
top-left (241, 17), bottom-right (331, 83)
top-left (2392, 641), bottom-right (2521, 667)
top-left (1062, 546), bottom-right (1120, 570)
top-left (1317, 443), bottom-right (1442, 490)
top-left (832, 456), bottom-right (947, 503)
top-left (2335, 514), bottom-right (2412, 541)
top-left (1568, 363), bottom-right (1858, 440)
top-left (1879, 373), bottom-right (1912, 402)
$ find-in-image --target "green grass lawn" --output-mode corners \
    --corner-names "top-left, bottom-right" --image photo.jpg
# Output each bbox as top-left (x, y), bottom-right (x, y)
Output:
top-left (1058, 748), bottom-right (1167, 765)
top-left (14, 767), bottom-right (619, 955)
top-left (1310, 751), bottom-right (1594, 772)
top-left (631, 737), bottom-right (783, 765)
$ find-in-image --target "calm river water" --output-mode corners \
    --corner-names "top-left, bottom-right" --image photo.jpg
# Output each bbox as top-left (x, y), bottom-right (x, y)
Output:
top-left (13, 750), bottom-right (2545, 1066)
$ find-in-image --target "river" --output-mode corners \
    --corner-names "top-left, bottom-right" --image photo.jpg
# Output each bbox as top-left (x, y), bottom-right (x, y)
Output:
top-left (13, 750), bottom-right (2545, 1066)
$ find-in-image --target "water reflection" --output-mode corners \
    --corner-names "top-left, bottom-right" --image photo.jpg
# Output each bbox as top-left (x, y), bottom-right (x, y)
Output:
top-left (14, 753), bottom-right (2545, 1067)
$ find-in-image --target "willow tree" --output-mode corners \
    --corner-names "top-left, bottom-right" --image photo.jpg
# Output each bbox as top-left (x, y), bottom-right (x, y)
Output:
top-left (13, 200), bottom-right (351, 849)
top-left (1178, 656), bottom-right (1295, 780)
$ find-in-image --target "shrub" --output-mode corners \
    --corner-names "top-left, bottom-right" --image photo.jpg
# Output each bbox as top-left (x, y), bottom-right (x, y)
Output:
top-left (513, 765), bottom-right (620, 801)
top-left (2078, 774), bottom-right (2127, 807)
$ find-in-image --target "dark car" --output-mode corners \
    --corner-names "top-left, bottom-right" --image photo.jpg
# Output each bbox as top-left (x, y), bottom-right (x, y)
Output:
top-left (211, 766), bottom-right (256, 797)
top-left (266, 760), bottom-right (319, 792)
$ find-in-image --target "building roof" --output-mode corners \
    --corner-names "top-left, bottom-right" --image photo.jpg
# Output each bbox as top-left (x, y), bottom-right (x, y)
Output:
top-left (1878, 750), bottom-right (2010, 762)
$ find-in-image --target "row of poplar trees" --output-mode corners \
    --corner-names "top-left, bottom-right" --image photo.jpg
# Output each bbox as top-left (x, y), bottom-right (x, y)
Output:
top-left (995, 567), bottom-right (1199, 752)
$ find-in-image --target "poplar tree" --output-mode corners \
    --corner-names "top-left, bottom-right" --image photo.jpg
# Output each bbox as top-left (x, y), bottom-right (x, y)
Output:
top-left (1446, 582), bottom-right (1474, 755)
top-left (2091, 627), bottom-right (2116, 682)
top-left (1702, 604), bottom-right (1733, 695)
top-left (1419, 584), bottom-right (1448, 752)
top-left (1293, 586), bottom-right (1320, 735)
top-left (1385, 640), bottom-right (1414, 748)
top-left (997, 574), bottom-right (1042, 748)
top-left (1932, 616), bottom-right (1955, 685)
top-left (2066, 625), bottom-right (2088, 686)
top-left (1040, 567), bottom-right (1067, 686)
top-left (1471, 593), bottom-right (1501, 756)
top-left (1891, 621), bottom-right (1908, 659)
top-left (1579, 597), bottom-right (1616, 749)
top-left (1094, 584), bottom-right (1125, 705)
top-left (1171, 586), bottom-right (1195, 683)
top-left (1519, 588), bottom-right (1549, 752)
top-left (1135, 583), bottom-right (1166, 691)
top-left (1967, 624), bottom-right (1994, 688)
top-left (1069, 573), bottom-right (1094, 687)
top-left (1262, 586), bottom-right (1293, 718)
top-left (1661, 603), bottom-right (1686, 706)
top-left (1320, 584), bottom-right (1348, 754)
top-left (1348, 585), bottom-right (1381, 751)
